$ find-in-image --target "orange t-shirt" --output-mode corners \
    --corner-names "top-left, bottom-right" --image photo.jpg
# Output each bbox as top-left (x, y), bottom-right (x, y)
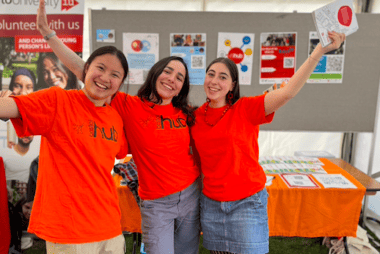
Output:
top-left (11, 87), bottom-right (128, 244)
top-left (111, 93), bottom-right (200, 200)
top-left (191, 95), bottom-right (274, 201)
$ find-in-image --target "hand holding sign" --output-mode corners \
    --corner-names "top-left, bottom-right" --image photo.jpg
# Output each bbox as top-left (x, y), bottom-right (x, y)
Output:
top-left (312, 0), bottom-right (358, 47)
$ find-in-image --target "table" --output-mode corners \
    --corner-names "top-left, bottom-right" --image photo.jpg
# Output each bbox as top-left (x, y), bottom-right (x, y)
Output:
top-left (328, 158), bottom-right (380, 195)
top-left (267, 158), bottom-right (380, 238)
top-left (114, 158), bottom-right (380, 239)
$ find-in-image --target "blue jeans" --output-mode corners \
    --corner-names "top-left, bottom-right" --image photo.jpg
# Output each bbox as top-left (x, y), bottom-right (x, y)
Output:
top-left (200, 188), bottom-right (269, 254)
top-left (140, 179), bottom-right (201, 254)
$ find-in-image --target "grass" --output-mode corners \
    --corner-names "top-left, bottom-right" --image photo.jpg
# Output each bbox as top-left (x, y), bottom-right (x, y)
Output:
top-left (22, 234), bottom-right (330, 254)
top-left (20, 228), bottom-right (380, 254)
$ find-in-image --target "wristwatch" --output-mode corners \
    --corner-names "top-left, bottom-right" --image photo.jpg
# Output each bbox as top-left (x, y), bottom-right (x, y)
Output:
top-left (44, 30), bottom-right (56, 41)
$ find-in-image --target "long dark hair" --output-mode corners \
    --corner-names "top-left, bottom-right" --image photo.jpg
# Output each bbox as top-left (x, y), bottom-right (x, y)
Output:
top-left (206, 57), bottom-right (241, 105)
top-left (83, 46), bottom-right (129, 86)
top-left (138, 56), bottom-right (195, 126)
top-left (36, 52), bottom-right (79, 90)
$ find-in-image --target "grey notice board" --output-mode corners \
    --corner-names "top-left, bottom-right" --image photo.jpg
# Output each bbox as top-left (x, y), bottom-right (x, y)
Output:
top-left (90, 10), bottom-right (380, 132)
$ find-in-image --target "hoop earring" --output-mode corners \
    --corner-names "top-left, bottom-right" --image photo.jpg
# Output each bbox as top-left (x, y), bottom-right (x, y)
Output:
top-left (227, 91), bottom-right (234, 105)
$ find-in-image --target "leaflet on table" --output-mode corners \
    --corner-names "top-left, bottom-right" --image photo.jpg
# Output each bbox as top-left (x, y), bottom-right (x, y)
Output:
top-left (280, 174), bottom-right (320, 188)
top-left (217, 32), bottom-right (254, 85)
top-left (312, 0), bottom-right (358, 47)
top-left (170, 33), bottom-right (206, 85)
top-left (260, 32), bottom-right (297, 85)
top-left (123, 33), bottom-right (159, 85)
top-left (262, 163), bottom-right (327, 174)
top-left (265, 176), bottom-right (275, 186)
top-left (259, 156), bottom-right (324, 165)
top-left (312, 174), bottom-right (357, 188)
top-left (307, 32), bottom-right (346, 84)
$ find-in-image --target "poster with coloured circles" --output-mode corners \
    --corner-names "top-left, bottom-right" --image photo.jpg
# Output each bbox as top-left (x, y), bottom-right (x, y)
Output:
top-left (217, 33), bottom-right (254, 85)
top-left (123, 33), bottom-right (159, 85)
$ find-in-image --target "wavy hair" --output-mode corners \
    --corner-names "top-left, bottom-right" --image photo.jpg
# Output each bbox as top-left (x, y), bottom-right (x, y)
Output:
top-left (138, 56), bottom-right (195, 126)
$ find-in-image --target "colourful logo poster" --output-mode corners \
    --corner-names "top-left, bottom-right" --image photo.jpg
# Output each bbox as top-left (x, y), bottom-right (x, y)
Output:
top-left (260, 32), bottom-right (297, 85)
top-left (123, 33), bottom-right (159, 85)
top-left (307, 32), bottom-right (345, 83)
top-left (217, 33), bottom-right (254, 85)
top-left (170, 33), bottom-right (206, 85)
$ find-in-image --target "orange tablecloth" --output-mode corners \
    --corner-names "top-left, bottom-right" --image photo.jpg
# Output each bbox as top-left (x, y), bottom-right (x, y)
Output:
top-left (115, 157), bottom-right (366, 237)
top-left (267, 158), bottom-right (366, 238)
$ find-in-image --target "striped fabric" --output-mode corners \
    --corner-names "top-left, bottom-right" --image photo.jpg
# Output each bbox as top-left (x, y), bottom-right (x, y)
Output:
top-left (114, 159), bottom-right (140, 205)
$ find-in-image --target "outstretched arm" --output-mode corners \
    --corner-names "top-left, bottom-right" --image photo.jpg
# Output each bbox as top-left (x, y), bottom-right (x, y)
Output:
top-left (37, 0), bottom-right (85, 81)
top-left (0, 93), bottom-right (20, 119)
top-left (264, 32), bottom-right (346, 115)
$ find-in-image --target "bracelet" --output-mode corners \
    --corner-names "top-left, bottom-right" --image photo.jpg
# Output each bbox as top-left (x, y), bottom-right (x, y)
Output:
top-left (44, 30), bottom-right (56, 41)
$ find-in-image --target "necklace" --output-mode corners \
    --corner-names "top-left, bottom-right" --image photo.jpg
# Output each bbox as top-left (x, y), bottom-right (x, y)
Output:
top-left (204, 102), bottom-right (231, 127)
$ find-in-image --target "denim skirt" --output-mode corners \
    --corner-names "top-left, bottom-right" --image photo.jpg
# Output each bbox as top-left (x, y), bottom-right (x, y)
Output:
top-left (200, 188), bottom-right (269, 254)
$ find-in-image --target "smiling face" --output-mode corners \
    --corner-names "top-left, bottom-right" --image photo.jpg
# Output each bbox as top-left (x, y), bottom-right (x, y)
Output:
top-left (42, 57), bottom-right (69, 89)
top-left (204, 62), bottom-right (235, 108)
top-left (83, 53), bottom-right (124, 107)
top-left (155, 60), bottom-right (186, 105)
top-left (12, 75), bottom-right (34, 95)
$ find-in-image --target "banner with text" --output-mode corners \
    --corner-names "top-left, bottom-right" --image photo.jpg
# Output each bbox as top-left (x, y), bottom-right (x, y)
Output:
top-left (0, 0), bottom-right (84, 90)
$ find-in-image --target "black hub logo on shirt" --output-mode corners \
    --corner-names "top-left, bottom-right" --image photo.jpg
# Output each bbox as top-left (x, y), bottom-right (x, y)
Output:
top-left (158, 116), bottom-right (187, 129)
top-left (89, 120), bottom-right (118, 142)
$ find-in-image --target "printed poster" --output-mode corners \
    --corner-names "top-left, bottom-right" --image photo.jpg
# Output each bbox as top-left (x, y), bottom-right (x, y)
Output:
top-left (123, 33), bottom-right (159, 85)
top-left (217, 32), bottom-right (254, 85)
top-left (0, 0), bottom-right (84, 203)
top-left (260, 32), bottom-right (297, 85)
top-left (0, 0), bottom-right (84, 91)
top-left (307, 31), bottom-right (346, 83)
top-left (97, 29), bottom-right (115, 43)
top-left (170, 33), bottom-right (206, 85)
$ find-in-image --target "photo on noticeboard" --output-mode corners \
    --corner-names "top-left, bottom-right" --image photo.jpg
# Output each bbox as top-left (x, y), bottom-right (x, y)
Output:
top-left (0, 38), bottom-right (81, 189)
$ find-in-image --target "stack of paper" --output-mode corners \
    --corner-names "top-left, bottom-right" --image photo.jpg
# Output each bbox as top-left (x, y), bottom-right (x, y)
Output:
top-left (312, 0), bottom-right (359, 47)
top-left (260, 156), bottom-right (327, 174)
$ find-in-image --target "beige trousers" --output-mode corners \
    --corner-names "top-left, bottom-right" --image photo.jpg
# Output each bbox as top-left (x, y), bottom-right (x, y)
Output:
top-left (46, 234), bottom-right (125, 254)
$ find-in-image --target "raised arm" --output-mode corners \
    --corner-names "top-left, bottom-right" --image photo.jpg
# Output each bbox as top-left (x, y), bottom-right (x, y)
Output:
top-left (264, 32), bottom-right (346, 116)
top-left (37, 0), bottom-right (85, 81)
